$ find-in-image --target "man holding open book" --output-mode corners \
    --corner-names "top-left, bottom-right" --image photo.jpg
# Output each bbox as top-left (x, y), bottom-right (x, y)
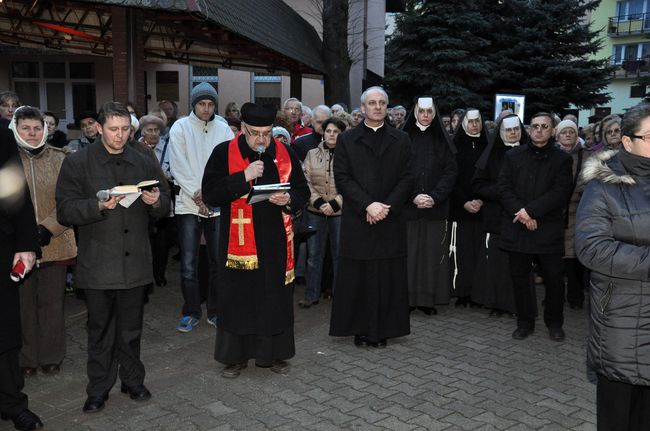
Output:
top-left (202, 102), bottom-right (308, 378)
top-left (56, 102), bottom-right (171, 413)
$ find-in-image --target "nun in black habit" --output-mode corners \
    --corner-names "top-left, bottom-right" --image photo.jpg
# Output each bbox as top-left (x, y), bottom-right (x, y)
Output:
top-left (403, 97), bottom-right (458, 314)
top-left (471, 114), bottom-right (527, 316)
top-left (449, 109), bottom-right (489, 306)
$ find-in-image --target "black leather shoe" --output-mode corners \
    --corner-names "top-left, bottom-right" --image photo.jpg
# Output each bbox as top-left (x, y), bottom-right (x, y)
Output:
top-left (353, 335), bottom-right (369, 347)
top-left (21, 367), bottom-right (37, 377)
top-left (222, 362), bottom-right (247, 378)
top-left (512, 327), bottom-right (533, 340)
top-left (120, 383), bottom-right (151, 401)
top-left (270, 360), bottom-right (290, 375)
top-left (41, 364), bottom-right (60, 375)
top-left (418, 306), bottom-right (437, 315)
top-left (369, 339), bottom-right (387, 348)
top-left (83, 395), bottom-right (108, 413)
top-left (548, 327), bottom-right (566, 342)
top-left (6, 409), bottom-right (43, 430)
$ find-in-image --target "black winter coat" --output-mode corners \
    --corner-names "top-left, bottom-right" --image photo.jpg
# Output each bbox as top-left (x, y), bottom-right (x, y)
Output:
top-left (472, 116), bottom-right (529, 235)
top-left (293, 132), bottom-right (322, 162)
top-left (496, 140), bottom-right (573, 254)
top-left (450, 130), bottom-right (488, 221)
top-left (0, 129), bottom-right (40, 352)
top-left (56, 141), bottom-right (171, 290)
top-left (334, 124), bottom-right (414, 259)
top-left (404, 125), bottom-right (457, 221)
top-left (576, 150), bottom-right (650, 385)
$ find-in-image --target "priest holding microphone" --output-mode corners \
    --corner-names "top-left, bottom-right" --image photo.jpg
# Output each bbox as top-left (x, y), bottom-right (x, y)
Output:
top-left (202, 103), bottom-right (309, 379)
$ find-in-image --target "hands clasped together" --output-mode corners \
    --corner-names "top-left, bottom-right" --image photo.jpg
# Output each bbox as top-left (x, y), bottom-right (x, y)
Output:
top-left (366, 202), bottom-right (391, 225)
top-left (413, 194), bottom-right (434, 209)
top-left (513, 208), bottom-right (537, 231)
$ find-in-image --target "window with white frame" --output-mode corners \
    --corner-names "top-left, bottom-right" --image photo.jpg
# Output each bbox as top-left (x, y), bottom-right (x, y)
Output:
top-left (616, 0), bottom-right (647, 20)
top-left (11, 61), bottom-right (96, 130)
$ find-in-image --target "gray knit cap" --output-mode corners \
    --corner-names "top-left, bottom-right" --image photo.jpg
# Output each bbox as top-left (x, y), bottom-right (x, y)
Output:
top-left (191, 82), bottom-right (218, 108)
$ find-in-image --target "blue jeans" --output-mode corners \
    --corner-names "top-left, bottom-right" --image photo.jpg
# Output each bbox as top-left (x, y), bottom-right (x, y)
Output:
top-left (176, 214), bottom-right (219, 319)
top-left (305, 212), bottom-right (340, 302)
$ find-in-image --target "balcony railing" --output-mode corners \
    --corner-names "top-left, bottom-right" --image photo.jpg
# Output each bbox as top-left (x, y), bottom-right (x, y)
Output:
top-left (608, 13), bottom-right (650, 36)
top-left (612, 57), bottom-right (650, 77)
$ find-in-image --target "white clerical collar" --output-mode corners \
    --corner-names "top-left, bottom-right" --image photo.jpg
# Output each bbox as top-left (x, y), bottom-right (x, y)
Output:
top-left (415, 120), bottom-right (430, 132)
top-left (364, 121), bottom-right (384, 132)
top-left (504, 141), bottom-right (520, 147)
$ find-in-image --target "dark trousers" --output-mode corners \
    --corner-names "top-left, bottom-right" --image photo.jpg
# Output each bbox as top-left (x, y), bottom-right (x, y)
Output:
top-left (176, 214), bottom-right (219, 319)
top-left (19, 264), bottom-right (66, 368)
top-left (0, 348), bottom-right (27, 417)
top-left (564, 257), bottom-right (586, 306)
top-left (508, 252), bottom-right (564, 329)
top-left (85, 286), bottom-right (147, 397)
top-left (150, 217), bottom-right (174, 282)
top-left (597, 373), bottom-right (650, 431)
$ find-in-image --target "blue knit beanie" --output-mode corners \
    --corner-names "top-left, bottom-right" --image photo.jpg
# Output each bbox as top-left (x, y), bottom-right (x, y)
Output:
top-left (191, 82), bottom-right (218, 108)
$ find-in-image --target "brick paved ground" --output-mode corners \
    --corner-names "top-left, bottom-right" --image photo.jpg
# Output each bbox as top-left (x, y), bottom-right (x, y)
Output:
top-left (1, 260), bottom-right (595, 430)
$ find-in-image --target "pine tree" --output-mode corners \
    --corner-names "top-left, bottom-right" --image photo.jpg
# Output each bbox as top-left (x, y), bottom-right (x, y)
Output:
top-left (385, 0), bottom-right (496, 113)
top-left (385, 0), bottom-right (613, 119)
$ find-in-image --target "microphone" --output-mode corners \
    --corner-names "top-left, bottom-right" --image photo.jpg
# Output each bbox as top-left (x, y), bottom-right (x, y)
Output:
top-left (255, 144), bottom-right (265, 185)
top-left (96, 190), bottom-right (111, 202)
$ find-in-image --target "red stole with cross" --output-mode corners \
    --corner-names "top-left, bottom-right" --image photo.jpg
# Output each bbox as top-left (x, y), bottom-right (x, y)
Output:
top-left (226, 134), bottom-right (295, 284)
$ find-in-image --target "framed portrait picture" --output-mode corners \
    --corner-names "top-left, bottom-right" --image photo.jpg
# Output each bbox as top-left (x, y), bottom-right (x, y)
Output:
top-left (494, 94), bottom-right (525, 122)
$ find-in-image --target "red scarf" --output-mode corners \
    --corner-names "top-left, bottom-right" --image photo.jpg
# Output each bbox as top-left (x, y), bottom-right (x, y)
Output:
top-left (226, 134), bottom-right (295, 284)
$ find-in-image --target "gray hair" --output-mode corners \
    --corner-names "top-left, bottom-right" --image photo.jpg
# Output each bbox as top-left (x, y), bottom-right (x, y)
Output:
top-left (301, 106), bottom-right (312, 118)
top-left (393, 105), bottom-right (406, 114)
top-left (360, 86), bottom-right (389, 105)
top-left (283, 97), bottom-right (302, 109)
top-left (312, 105), bottom-right (332, 118)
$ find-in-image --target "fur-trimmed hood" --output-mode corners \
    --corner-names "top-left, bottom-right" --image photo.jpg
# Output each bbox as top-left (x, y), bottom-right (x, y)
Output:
top-left (580, 149), bottom-right (636, 185)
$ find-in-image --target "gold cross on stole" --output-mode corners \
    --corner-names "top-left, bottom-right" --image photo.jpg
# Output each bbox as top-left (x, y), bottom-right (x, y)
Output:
top-left (232, 209), bottom-right (251, 246)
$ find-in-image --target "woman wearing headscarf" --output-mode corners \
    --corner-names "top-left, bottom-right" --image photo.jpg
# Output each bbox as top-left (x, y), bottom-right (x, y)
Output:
top-left (576, 103), bottom-right (650, 431)
top-left (449, 109), bottom-right (489, 307)
top-left (403, 97), bottom-right (458, 315)
top-left (10, 107), bottom-right (77, 377)
top-left (471, 114), bottom-right (526, 316)
top-left (556, 120), bottom-right (587, 309)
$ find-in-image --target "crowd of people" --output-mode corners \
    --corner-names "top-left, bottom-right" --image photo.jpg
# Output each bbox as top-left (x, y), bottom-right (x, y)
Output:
top-left (0, 84), bottom-right (648, 430)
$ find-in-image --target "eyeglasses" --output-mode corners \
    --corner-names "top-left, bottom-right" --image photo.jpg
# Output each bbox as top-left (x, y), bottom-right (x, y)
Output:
top-left (629, 133), bottom-right (650, 142)
top-left (606, 128), bottom-right (621, 136)
top-left (244, 125), bottom-right (272, 139)
top-left (284, 107), bottom-right (301, 113)
top-left (530, 123), bottom-right (551, 131)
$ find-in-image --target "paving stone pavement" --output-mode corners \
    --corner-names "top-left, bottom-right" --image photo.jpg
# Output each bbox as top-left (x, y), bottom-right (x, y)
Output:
top-left (1, 261), bottom-right (596, 430)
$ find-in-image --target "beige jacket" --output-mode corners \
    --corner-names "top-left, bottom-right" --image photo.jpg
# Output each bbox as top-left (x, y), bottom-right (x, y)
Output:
top-left (19, 145), bottom-right (77, 263)
top-left (304, 142), bottom-right (342, 215)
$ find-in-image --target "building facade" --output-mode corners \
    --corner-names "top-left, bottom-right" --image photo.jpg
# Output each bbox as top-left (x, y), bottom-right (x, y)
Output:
top-left (579, 0), bottom-right (650, 125)
top-left (0, 0), bottom-right (397, 139)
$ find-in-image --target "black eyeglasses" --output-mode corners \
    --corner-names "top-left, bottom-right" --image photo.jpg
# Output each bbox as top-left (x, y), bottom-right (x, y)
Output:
top-left (530, 123), bottom-right (551, 131)
top-left (629, 133), bottom-right (650, 142)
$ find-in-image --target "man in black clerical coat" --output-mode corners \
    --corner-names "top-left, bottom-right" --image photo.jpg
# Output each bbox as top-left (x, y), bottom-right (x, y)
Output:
top-left (0, 127), bottom-right (43, 430)
top-left (329, 86), bottom-right (414, 348)
top-left (202, 103), bottom-right (309, 378)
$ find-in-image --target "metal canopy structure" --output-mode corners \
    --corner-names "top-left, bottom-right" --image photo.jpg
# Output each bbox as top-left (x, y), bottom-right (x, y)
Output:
top-left (0, 0), bottom-right (325, 75)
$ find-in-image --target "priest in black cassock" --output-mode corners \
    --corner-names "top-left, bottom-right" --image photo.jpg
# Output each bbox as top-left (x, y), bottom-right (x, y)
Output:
top-left (329, 86), bottom-right (414, 348)
top-left (201, 103), bottom-right (309, 378)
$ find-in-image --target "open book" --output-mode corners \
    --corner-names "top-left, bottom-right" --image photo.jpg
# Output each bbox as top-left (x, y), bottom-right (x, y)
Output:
top-left (111, 180), bottom-right (159, 208)
top-left (246, 182), bottom-right (291, 204)
top-left (110, 180), bottom-right (160, 195)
